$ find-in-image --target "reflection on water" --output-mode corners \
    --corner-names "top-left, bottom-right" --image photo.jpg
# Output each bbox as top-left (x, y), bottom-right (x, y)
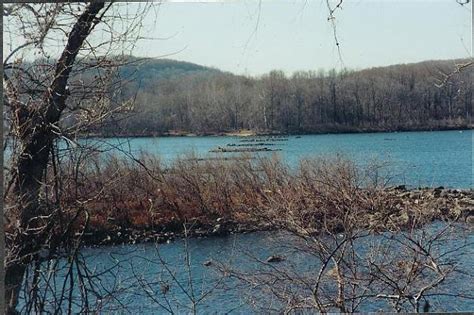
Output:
top-left (21, 222), bottom-right (473, 313)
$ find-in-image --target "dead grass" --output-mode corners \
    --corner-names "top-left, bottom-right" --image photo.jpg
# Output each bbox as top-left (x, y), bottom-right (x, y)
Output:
top-left (4, 152), bottom-right (470, 241)
top-left (29, 153), bottom-right (467, 238)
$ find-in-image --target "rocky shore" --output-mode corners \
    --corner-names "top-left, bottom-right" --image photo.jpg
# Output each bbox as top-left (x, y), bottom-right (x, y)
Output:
top-left (387, 185), bottom-right (474, 219)
top-left (82, 220), bottom-right (271, 247)
top-left (81, 187), bottom-right (473, 247)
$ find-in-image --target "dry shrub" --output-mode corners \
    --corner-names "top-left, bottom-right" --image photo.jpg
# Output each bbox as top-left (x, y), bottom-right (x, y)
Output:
top-left (26, 152), bottom-right (466, 237)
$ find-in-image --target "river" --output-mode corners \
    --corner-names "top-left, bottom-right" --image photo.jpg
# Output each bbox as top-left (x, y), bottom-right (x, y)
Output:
top-left (15, 130), bottom-right (473, 313)
top-left (81, 129), bottom-right (472, 188)
top-left (21, 222), bottom-right (473, 313)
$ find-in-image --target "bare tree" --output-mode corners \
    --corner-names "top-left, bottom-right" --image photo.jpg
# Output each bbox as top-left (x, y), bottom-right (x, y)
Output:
top-left (215, 157), bottom-right (473, 313)
top-left (3, 2), bottom-right (156, 313)
top-left (3, 2), bottom-right (471, 313)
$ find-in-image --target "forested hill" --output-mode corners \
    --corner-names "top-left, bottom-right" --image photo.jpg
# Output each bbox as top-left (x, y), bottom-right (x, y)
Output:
top-left (117, 57), bottom-right (221, 83)
top-left (100, 58), bottom-right (472, 136)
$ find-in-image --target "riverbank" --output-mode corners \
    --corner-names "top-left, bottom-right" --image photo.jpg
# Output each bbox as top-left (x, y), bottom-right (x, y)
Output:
top-left (81, 125), bottom-right (472, 139)
top-left (5, 154), bottom-right (472, 248)
top-left (69, 155), bottom-right (474, 247)
top-left (81, 186), bottom-right (473, 247)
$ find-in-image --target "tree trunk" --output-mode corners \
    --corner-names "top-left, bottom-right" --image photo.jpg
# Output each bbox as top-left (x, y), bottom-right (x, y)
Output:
top-left (4, 3), bottom-right (105, 313)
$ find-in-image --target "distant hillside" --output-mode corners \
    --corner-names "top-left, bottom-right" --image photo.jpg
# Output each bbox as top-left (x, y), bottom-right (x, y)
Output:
top-left (11, 56), bottom-right (470, 137)
top-left (117, 57), bottom-right (221, 84)
top-left (92, 58), bottom-right (472, 136)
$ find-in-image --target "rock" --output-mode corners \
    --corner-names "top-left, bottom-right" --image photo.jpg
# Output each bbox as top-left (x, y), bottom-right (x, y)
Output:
top-left (399, 192), bottom-right (411, 198)
top-left (195, 229), bottom-right (206, 236)
top-left (212, 224), bottom-right (221, 233)
top-left (463, 209), bottom-right (474, 223)
top-left (203, 260), bottom-right (213, 266)
top-left (266, 255), bottom-right (284, 263)
top-left (466, 215), bottom-right (474, 224)
top-left (440, 190), bottom-right (450, 198)
top-left (160, 283), bottom-right (170, 294)
top-left (410, 192), bottom-right (421, 199)
top-left (395, 185), bottom-right (407, 191)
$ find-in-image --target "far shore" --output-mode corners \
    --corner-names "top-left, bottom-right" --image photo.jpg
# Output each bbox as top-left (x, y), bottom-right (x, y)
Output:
top-left (80, 126), bottom-right (473, 139)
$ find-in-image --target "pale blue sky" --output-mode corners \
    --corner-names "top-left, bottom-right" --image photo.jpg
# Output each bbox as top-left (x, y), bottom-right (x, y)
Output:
top-left (3, 1), bottom-right (471, 76)
top-left (133, 0), bottom-right (471, 75)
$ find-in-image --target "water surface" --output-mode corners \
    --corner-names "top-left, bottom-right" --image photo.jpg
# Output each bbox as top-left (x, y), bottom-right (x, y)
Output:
top-left (26, 223), bottom-right (473, 313)
top-left (82, 130), bottom-right (473, 188)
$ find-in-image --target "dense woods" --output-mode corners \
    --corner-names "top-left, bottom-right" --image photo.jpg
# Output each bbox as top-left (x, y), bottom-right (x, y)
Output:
top-left (97, 58), bottom-right (473, 136)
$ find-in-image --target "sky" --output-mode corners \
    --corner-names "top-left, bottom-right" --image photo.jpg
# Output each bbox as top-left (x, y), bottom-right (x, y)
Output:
top-left (129, 0), bottom-right (472, 75)
top-left (3, 0), bottom-right (472, 76)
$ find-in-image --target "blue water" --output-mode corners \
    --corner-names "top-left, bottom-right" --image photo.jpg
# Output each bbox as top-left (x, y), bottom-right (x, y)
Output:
top-left (12, 130), bottom-right (474, 313)
top-left (82, 130), bottom-right (473, 188)
top-left (24, 223), bottom-right (473, 313)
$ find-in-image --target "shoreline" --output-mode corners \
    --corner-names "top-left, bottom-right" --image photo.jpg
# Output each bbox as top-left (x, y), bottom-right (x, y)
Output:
top-left (81, 187), bottom-right (474, 248)
top-left (81, 126), bottom-right (472, 139)
top-left (82, 222), bottom-right (273, 248)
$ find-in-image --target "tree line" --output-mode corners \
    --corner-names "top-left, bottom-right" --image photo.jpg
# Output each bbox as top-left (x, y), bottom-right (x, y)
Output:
top-left (99, 58), bottom-right (472, 136)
